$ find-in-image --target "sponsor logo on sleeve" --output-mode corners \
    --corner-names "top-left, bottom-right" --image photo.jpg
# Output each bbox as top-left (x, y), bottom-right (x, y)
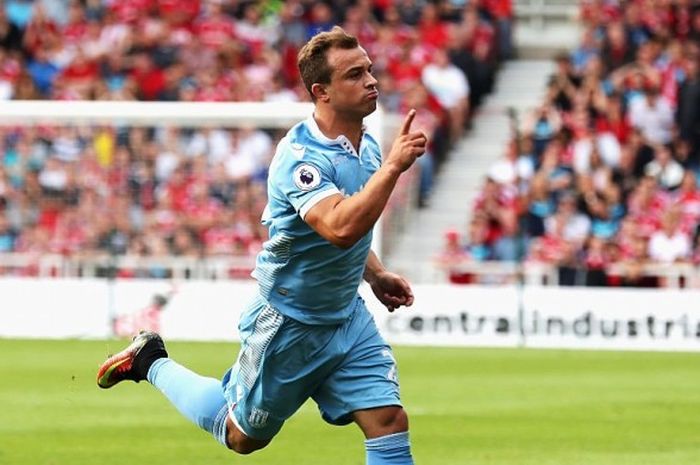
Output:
top-left (290, 142), bottom-right (306, 159)
top-left (293, 164), bottom-right (321, 191)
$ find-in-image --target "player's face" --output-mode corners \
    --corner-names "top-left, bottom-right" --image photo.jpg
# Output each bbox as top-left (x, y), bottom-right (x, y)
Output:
top-left (325, 46), bottom-right (378, 118)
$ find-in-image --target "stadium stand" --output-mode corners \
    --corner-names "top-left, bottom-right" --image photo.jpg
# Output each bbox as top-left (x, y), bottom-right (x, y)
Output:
top-left (442, 0), bottom-right (700, 288)
top-left (0, 0), bottom-right (511, 278)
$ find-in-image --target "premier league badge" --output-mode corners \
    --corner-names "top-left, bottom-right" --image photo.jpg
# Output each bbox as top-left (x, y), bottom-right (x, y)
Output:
top-left (294, 164), bottom-right (321, 191)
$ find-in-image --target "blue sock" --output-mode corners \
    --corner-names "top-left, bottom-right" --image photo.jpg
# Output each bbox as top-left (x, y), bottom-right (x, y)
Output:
top-left (147, 358), bottom-right (229, 447)
top-left (365, 431), bottom-right (413, 465)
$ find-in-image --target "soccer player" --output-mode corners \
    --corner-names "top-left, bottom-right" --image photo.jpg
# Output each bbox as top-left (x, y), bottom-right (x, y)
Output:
top-left (96, 26), bottom-right (427, 465)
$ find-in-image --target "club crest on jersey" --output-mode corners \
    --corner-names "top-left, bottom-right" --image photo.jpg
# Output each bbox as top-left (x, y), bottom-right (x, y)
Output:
top-left (293, 164), bottom-right (321, 191)
top-left (248, 407), bottom-right (270, 429)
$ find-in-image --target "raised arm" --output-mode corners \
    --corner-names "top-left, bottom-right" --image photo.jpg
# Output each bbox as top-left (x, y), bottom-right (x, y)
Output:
top-left (304, 109), bottom-right (427, 248)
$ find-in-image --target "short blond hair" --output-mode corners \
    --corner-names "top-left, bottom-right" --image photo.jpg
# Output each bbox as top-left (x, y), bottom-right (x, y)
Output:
top-left (297, 26), bottom-right (359, 100)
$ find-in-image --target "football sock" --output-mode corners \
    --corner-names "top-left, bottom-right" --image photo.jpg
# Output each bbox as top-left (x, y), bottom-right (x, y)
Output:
top-left (132, 335), bottom-right (167, 381)
top-left (365, 431), bottom-right (413, 465)
top-left (147, 358), bottom-right (228, 445)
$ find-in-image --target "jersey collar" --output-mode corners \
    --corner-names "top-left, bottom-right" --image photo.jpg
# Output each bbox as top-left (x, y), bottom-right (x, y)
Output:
top-left (306, 115), bottom-right (367, 158)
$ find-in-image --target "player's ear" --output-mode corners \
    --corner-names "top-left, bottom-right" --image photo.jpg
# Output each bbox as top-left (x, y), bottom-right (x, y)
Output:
top-left (311, 83), bottom-right (329, 102)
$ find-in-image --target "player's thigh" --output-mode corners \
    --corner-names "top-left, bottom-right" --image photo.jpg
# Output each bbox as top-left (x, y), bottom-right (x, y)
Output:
top-left (312, 302), bottom-right (402, 426)
top-left (224, 301), bottom-right (340, 439)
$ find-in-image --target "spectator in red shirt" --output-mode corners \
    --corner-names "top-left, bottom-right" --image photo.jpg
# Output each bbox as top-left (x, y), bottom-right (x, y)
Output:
top-left (157, 0), bottom-right (200, 28)
top-left (417, 2), bottom-right (449, 49)
top-left (22, 4), bottom-right (60, 57)
top-left (110, 0), bottom-right (154, 25)
top-left (62, 2), bottom-right (88, 46)
top-left (193, 0), bottom-right (236, 51)
top-left (60, 48), bottom-right (99, 98)
top-left (483, 0), bottom-right (514, 60)
top-left (130, 52), bottom-right (166, 100)
top-left (674, 170), bottom-right (700, 234)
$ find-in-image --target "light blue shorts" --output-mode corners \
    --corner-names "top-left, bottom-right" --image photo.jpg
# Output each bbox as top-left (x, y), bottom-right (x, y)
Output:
top-left (221, 294), bottom-right (402, 440)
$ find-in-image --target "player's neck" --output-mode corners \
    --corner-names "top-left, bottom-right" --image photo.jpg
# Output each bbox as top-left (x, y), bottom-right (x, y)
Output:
top-left (313, 109), bottom-right (363, 151)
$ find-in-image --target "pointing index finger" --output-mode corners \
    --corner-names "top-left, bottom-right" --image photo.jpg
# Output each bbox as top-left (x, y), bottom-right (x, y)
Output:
top-left (400, 109), bottom-right (416, 135)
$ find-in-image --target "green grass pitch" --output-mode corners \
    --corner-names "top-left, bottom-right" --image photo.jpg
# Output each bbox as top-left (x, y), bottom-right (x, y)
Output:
top-left (1, 338), bottom-right (699, 465)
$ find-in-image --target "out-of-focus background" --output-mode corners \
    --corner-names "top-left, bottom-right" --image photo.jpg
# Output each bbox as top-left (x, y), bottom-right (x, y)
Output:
top-left (1, 1), bottom-right (700, 464)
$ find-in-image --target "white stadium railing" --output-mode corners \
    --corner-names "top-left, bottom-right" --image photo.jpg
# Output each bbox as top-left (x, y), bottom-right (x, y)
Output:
top-left (434, 258), bottom-right (700, 289)
top-left (0, 252), bottom-right (256, 280)
top-left (2, 251), bottom-right (699, 289)
top-left (514, 0), bottom-right (578, 28)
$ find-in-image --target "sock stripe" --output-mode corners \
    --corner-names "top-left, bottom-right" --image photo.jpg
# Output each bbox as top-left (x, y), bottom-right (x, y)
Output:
top-left (364, 431), bottom-right (410, 451)
top-left (212, 404), bottom-right (230, 447)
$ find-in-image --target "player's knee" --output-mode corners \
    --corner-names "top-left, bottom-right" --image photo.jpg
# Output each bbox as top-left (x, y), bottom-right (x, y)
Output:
top-left (228, 440), bottom-right (258, 455)
top-left (371, 407), bottom-right (409, 436)
top-left (225, 426), bottom-right (270, 455)
top-left (385, 407), bottom-right (409, 433)
top-left (227, 435), bottom-right (270, 455)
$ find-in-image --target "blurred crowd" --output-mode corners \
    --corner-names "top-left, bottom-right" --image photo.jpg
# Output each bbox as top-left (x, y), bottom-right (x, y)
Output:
top-left (446, 0), bottom-right (700, 287)
top-left (0, 0), bottom-right (512, 277)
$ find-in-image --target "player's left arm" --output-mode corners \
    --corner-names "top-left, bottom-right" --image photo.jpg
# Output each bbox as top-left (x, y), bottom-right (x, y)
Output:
top-left (363, 250), bottom-right (414, 312)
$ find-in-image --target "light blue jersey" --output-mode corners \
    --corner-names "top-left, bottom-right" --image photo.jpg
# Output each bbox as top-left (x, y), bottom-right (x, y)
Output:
top-left (145, 116), bottom-right (405, 451)
top-left (252, 116), bottom-right (382, 325)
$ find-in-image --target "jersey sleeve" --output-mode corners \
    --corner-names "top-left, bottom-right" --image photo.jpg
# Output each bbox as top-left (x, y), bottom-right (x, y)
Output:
top-left (271, 145), bottom-right (340, 219)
